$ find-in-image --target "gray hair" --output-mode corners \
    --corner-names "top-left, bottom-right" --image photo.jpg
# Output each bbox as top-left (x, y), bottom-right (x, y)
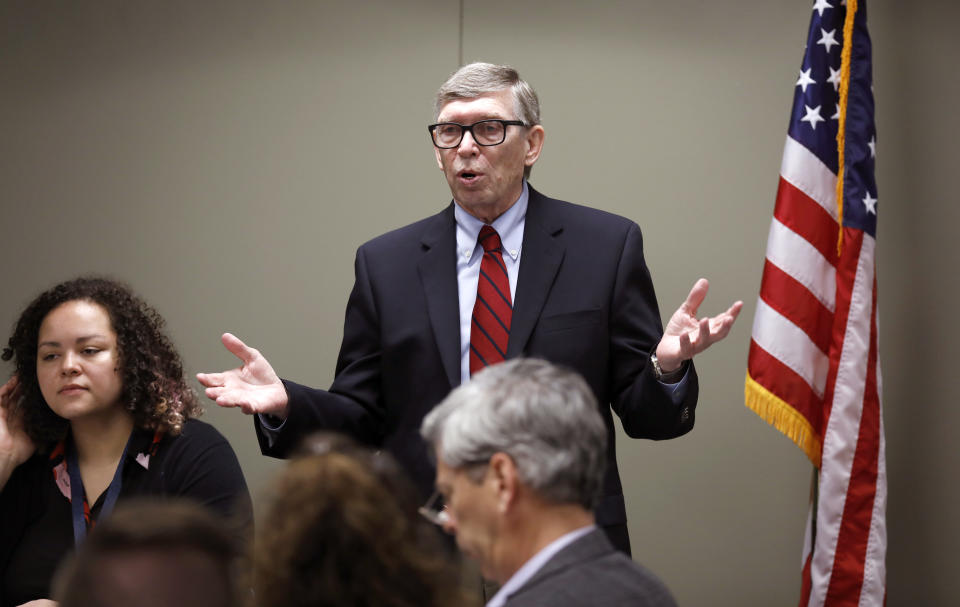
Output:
top-left (434, 62), bottom-right (541, 180)
top-left (434, 62), bottom-right (540, 125)
top-left (420, 359), bottom-right (607, 510)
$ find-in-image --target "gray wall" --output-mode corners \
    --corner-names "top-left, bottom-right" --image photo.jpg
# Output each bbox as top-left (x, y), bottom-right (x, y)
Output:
top-left (1, 1), bottom-right (956, 604)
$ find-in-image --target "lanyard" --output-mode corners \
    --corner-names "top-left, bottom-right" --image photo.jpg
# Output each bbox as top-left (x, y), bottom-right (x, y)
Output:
top-left (66, 433), bottom-right (132, 546)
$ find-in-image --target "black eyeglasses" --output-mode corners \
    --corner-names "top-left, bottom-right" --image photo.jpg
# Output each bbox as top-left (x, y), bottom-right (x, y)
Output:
top-left (428, 119), bottom-right (527, 149)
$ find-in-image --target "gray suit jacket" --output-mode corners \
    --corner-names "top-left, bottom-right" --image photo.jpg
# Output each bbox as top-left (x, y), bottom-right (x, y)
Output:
top-left (503, 528), bottom-right (677, 607)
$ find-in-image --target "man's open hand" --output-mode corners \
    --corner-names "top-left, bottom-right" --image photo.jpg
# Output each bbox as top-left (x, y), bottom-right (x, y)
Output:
top-left (196, 333), bottom-right (289, 418)
top-left (655, 279), bottom-right (743, 372)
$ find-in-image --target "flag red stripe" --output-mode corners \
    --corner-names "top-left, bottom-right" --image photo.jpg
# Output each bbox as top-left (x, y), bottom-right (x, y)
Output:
top-left (760, 260), bottom-right (834, 354)
top-left (774, 177), bottom-right (840, 263)
top-left (800, 549), bottom-right (814, 607)
top-left (821, 228), bottom-right (863, 427)
top-left (748, 339), bottom-right (824, 433)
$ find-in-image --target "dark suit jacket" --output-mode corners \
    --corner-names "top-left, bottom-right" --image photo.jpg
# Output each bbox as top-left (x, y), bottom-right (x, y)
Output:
top-left (502, 528), bottom-right (677, 607)
top-left (256, 185), bottom-right (699, 547)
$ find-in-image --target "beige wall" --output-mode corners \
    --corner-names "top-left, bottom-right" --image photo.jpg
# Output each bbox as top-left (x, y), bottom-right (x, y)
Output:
top-left (1, 1), bottom-right (956, 604)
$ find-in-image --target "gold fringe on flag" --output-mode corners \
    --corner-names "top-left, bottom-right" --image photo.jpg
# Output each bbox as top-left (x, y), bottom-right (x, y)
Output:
top-left (745, 373), bottom-right (822, 468)
top-left (834, 0), bottom-right (858, 255)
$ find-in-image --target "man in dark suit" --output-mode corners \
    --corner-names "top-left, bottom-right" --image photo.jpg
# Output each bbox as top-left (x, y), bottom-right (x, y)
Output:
top-left (421, 358), bottom-right (677, 607)
top-left (197, 62), bottom-right (741, 554)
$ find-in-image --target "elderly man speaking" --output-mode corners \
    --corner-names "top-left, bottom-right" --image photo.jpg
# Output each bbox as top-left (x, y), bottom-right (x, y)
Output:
top-left (421, 358), bottom-right (677, 607)
top-left (199, 62), bottom-right (741, 555)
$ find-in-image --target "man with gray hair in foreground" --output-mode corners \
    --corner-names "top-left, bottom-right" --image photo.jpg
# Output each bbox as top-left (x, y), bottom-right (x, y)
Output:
top-left (421, 358), bottom-right (677, 607)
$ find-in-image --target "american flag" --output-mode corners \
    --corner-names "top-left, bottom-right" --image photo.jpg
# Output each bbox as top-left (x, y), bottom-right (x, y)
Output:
top-left (745, 1), bottom-right (886, 605)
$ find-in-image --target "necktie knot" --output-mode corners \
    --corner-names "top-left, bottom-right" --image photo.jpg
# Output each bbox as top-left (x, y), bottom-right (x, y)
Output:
top-left (478, 225), bottom-right (503, 254)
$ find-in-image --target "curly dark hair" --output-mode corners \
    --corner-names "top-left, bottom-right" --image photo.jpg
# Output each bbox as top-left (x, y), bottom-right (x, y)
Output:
top-left (252, 433), bottom-right (477, 607)
top-left (2, 277), bottom-right (202, 446)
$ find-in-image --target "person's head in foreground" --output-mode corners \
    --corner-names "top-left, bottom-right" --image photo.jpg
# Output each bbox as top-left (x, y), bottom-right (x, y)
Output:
top-left (52, 499), bottom-right (238, 607)
top-left (252, 432), bottom-right (477, 607)
top-left (420, 358), bottom-right (677, 606)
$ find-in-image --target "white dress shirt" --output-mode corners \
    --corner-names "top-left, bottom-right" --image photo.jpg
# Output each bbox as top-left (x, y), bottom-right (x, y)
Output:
top-left (454, 180), bottom-right (527, 384)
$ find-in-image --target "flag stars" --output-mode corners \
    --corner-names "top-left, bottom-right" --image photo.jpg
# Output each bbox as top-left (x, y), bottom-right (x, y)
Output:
top-left (868, 135), bottom-right (876, 158)
top-left (831, 103), bottom-right (840, 120)
top-left (827, 65), bottom-right (842, 91)
top-left (812, 0), bottom-right (832, 17)
top-left (801, 104), bottom-right (825, 129)
top-left (862, 191), bottom-right (877, 214)
top-left (797, 68), bottom-right (816, 93)
top-left (817, 28), bottom-right (840, 53)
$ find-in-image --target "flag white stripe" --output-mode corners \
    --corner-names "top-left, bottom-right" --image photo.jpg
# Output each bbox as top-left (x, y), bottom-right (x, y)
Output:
top-left (781, 136), bottom-right (839, 221)
top-left (808, 236), bottom-right (876, 607)
top-left (765, 218), bottom-right (837, 312)
top-left (751, 297), bottom-right (829, 398)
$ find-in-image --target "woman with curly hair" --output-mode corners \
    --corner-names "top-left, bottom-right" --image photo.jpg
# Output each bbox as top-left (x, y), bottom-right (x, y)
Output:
top-left (252, 433), bottom-right (477, 607)
top-left (0, 277), bottom-right (252, 607)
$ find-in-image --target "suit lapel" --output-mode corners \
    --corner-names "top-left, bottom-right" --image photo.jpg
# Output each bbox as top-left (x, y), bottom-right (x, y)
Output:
top-left (418, 204), bottom-right (461, 390)
top-left (507, 187), bottom-right (564, 358)
top-left (417, 189), bottom-right (565, 385)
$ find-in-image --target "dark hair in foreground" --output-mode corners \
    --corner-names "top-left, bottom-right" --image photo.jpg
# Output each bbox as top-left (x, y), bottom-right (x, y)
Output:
top-left (53, 499), bottom-right (238, 607)
top-left (2, 276), bottom-right (202, 445)
top-left (252, 433), bottom-right (477, 607)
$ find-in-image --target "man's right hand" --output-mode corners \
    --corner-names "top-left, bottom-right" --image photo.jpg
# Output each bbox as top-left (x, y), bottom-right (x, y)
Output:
top-left (197, 333), bottom-right (290, 419)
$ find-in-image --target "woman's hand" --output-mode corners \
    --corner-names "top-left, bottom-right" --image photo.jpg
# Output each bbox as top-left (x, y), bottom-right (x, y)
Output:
top-left (1, 376), bottom-right (36, 490)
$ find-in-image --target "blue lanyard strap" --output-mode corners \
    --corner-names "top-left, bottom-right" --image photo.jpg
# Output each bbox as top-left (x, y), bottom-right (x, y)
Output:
top-left (66, 433), bottom-right (132, 546)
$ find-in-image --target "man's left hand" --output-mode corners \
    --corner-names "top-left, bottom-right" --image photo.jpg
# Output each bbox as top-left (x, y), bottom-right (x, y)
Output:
top-left (655, 278), bottom-right (743, 373)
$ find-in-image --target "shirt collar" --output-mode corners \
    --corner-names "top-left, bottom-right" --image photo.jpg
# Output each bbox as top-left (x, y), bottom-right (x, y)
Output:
top-left (486, 524), bottom-right (596, 607)
top-left (454, 180), bottom-right (528, 263)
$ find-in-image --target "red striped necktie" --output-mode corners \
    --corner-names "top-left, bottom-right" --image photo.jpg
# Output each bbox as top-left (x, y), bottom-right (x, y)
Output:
top-left (469, 225), bottom-right (512, 376)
